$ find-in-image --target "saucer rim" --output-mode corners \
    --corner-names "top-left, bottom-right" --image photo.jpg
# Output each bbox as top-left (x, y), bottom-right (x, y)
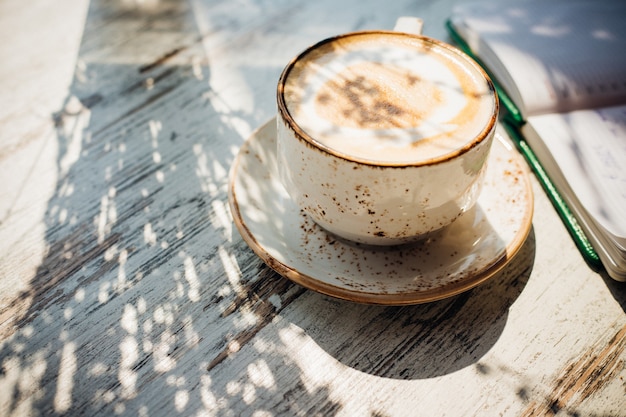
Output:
top-left (228, 117), bottom-right (534, 305)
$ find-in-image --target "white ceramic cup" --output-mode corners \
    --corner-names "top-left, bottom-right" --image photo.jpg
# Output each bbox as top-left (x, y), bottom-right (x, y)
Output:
top-left (276, 20), bottom-right (498, 245)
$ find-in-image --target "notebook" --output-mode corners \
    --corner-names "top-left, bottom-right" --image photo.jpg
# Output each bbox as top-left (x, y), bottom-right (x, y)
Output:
top-left (446, 0), bottom-right (626, 281)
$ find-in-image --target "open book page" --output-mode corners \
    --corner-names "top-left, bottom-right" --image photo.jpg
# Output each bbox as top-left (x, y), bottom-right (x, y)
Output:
top-left (522, 104), bottom-right (626, 248)
top-left (450, 0), bottom-right (626, 118)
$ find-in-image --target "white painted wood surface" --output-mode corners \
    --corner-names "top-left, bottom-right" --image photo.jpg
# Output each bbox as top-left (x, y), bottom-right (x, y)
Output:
top-left (1, 0), bottom-right (624, 416)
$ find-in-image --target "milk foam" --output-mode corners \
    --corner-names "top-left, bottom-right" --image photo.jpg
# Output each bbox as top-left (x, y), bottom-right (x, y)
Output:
top-left (282, 33), bottom-right (495, 163)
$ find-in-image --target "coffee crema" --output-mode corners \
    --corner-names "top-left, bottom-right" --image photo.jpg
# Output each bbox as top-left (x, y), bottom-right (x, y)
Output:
top-left (279, 32), bottom-right (496, 163)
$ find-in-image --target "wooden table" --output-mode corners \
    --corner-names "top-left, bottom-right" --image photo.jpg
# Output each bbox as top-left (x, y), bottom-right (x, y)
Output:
top-left (1, 0), bottom-right (624, 415)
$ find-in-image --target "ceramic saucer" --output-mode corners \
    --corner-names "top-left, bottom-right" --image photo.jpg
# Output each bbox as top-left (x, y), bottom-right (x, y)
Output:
top-left (228, 118), bottom-right (533, 305)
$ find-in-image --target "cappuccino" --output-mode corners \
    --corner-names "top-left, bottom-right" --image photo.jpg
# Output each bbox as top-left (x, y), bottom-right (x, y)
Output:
top-left (279, 32), bottom-right (496, 164)
top-left (276, 29), bottom-right (497, 245)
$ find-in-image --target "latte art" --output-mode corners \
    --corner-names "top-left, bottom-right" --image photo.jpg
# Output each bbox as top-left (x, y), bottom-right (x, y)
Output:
top-left (281, 32), bottom-right (496, 163)
top-left (314, 61), bottom-right (444, 130)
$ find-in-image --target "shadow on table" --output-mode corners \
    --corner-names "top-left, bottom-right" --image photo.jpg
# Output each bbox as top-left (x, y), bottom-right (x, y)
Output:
top-left (602, 272), bottom-right (626, 313)
top-left (291, 227), bottom-right (536, 380)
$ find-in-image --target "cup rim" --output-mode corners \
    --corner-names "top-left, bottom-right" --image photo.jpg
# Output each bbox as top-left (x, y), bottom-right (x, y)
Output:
top-left (276, 30), bottom-right (499, 167)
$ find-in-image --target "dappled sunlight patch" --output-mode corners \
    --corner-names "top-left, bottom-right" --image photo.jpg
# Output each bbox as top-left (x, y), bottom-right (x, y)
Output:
top-left (118, 336), bottom-right (139, 399)
top-left (121, 304), bottom-right (138, 335)
top-left (53, 340), bottom-right (77, 413)
top-left (183, 256), bottom-right (201, 302)
top-left (153, 330), bottom-right (178, 373)
top-left (174, 389), bottom-right (189, 412)
top-left (247, 359), bottom-right (276, 391)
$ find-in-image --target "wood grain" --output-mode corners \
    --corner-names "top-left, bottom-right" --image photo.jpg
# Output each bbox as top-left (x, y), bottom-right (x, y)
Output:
top-left (1, 0), bottom-right (625, 416)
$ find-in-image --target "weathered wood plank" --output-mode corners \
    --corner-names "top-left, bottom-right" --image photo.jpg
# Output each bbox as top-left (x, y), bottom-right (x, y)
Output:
top-left (1, 0), bottom-right (624, 416)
